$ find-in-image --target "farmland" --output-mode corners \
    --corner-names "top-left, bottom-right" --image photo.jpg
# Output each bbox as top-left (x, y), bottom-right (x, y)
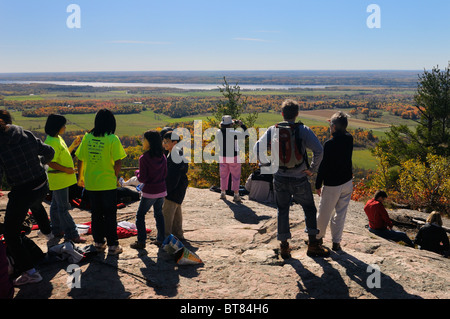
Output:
top-left (0, 72), bottom-right (421, 171)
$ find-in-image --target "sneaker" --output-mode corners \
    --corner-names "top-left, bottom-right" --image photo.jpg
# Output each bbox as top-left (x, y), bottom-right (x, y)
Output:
top-left (280, 241), bottom-right (291, 259)
top-left (307, 241), bottom-right (330, 258)
top-left (233, 194), bottom-right (242, 203)
top-left (108, 245), bottom-right (123, 255)
top-left (13, 271), bottom-right (43, 286)
top-left (130, 241), bottom-right (146, 249)
top-left (94, 242), bottom-right (107, 252)
top-left (220, 192), bottom-right (226, 200)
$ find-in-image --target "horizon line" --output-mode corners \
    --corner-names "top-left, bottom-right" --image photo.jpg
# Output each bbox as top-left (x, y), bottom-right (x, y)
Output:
top-left (0, 69), bottom-right (425, 75)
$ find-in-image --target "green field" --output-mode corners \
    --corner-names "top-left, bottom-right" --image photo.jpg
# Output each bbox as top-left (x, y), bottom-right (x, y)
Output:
top-left (7, 109), bottom-right (383, 170)
top-left (9, 108), bottom-right (400, 136)
top-left (2, 85), bottom-right (418, 172)
top-left (352, 149), bottom-right (378, 170)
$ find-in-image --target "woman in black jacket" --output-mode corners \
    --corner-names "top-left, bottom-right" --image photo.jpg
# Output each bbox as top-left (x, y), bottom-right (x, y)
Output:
top-left (314, 111), bottom-right (353, 252)
top-left (415, 211), bottom-right (450, 256)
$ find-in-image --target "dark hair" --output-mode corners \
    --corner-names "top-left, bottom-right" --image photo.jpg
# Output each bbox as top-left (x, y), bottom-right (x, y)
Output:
top-left (160, 127), bottom-right (174, 139)
top-left (281, 100), bottom-right (299, 120)
top-left (45, 114), bottom-right (67, 137)
top-left (163, 131), bottom-right (180, 142)
top-left (91, 109), bottom-right (116, 137)
top-left (144, 130), bottom-right (164, 158)
top-left (0, 110), bottom-right (12, 133)
top-left (330, 111), bottom-right (349, 132)
top-left (374, 190), bottom-right (388, 200)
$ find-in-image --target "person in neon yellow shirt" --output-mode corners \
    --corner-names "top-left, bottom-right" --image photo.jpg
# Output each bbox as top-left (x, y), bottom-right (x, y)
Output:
top-left (75, 109), bottom-right (127, 255)
top-left (44, 114), bottom-right (85, 244)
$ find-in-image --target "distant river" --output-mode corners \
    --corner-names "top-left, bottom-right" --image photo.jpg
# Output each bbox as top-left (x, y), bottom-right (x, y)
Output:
top-left (0, 80), bottom-right (329, 91)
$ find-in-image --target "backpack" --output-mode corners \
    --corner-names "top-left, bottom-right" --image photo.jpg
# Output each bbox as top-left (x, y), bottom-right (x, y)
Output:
top-left (273, 121), bottom-right (309, 170)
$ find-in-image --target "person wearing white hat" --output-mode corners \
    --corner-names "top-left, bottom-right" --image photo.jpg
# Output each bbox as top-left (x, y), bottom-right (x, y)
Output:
top-left (217, 115), bottom-right (247, 203)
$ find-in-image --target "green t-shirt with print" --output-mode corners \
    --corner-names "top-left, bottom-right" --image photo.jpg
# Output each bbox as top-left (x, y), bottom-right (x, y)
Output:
top-left (75, 133), bottom-right (127, 191)
top-left (44, 135), bottom-right (77, 191)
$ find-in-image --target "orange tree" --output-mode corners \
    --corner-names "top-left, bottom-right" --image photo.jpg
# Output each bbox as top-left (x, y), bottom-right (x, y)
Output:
top-left (361, 65), bottom-right (450, 214)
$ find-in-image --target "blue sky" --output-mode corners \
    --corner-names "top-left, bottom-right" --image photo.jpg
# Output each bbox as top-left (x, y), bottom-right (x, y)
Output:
top-left (0, 0), bottom-right (449, 73)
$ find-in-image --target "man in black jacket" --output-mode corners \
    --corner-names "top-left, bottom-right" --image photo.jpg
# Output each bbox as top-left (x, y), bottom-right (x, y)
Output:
top-left (314, 111), bottom-right (354, 252)
top-left (0, 110), bottom-right (55, 286)
top-left (162, 131), bottom-right (189, 241)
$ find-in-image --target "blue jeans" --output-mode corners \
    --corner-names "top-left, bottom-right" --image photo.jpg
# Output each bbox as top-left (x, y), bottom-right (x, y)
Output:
top-left (369, 227), bottom-right (414, 247)
top-left (87, 189), bottom-right (118, 247)
top-left (274, 175), bottom-right (319, 241)
top-left (50, 187), bottom-right (79, 240)
top-left (136, 197), bottom-right (165, 243)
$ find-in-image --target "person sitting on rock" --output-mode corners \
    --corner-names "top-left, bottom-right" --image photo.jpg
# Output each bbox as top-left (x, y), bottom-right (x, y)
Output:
top-left (414, 211), bottom-right (449, 257)
top-left (364, 190), bottom-right (414, 248)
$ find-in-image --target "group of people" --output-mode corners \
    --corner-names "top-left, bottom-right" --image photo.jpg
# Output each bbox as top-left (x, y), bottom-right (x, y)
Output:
top-left (0, 97), bottom-right (449, 290)
top-left (364, 190), bottom-right (449, 255)
top-left (221, 99), bottom-right (449, 259)
top-left (253, 100), bottom-right (354, 258)
top-left (0, 109), bottom-right (188, 286)
top-left (130, 127), bottom-right (189, 250)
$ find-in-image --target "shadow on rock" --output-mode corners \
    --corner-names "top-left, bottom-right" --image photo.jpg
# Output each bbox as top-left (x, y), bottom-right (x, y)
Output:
top-left (223, 199), bottom-right (271, 224)
top-left (68, 253), bottom-right (132, 299)
top-left (138, 248), bottom-right (201, 298)
top-left (330, 251), bottom-right (422, 299)
top-left (285, 257), bottom-right (350, 299)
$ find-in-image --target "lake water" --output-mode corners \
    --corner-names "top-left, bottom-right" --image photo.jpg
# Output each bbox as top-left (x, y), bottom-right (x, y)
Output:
top-left (0, 80), bottom-right (329, 91)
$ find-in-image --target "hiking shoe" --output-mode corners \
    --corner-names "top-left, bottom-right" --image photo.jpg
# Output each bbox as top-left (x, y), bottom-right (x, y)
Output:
top-left (130, 241), bottom-right (146, 249)
top-left (94, 242), bottom-right (107, 252)
top-left (233, 194), bottom-right (242, 203)
top-left (332, 242), bottom-right (342, 252)
top-left (220, 192), bottom-right (226, 200)
top-left (307, 241), bottom-right (330, 258)
top-left (13, 271), bottom-right (43, 286)
top-left (304, 237), bottom-right (323, 246)
top-left (108, 245), bottom-right (123, 255)
top-left (280, 241), bottom-right (291, 259)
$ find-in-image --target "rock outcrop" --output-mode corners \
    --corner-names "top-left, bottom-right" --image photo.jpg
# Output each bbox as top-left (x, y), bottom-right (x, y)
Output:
top-left (1, 187), bottom-right (449, 299)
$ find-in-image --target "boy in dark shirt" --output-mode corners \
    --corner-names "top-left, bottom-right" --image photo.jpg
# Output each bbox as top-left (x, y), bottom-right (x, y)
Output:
top-left (162, 131), bottom-right (189, 241)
